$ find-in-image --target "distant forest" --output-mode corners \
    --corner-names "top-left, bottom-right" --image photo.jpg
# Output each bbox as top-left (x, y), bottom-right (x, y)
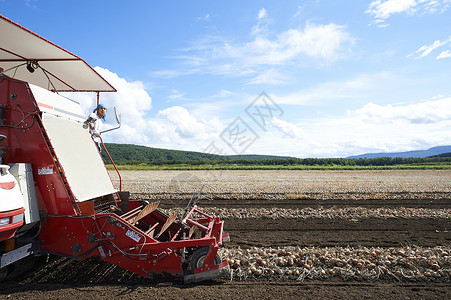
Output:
top-left (101, 143), bottom-right (451, 167)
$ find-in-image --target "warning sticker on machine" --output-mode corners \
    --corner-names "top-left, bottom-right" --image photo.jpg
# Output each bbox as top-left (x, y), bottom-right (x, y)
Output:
top-left (126, 229), bottom-right (141, 243)
top-left (38, 167), bottom-right (53, 175)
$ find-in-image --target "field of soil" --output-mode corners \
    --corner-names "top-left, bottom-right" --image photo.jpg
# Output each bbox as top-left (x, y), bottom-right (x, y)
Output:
top-left (1, 170), bottom-right (450, 299)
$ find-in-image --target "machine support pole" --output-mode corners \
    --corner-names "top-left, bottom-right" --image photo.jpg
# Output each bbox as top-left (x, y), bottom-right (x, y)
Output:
top-left (100, 136), bottom-right (122, 191)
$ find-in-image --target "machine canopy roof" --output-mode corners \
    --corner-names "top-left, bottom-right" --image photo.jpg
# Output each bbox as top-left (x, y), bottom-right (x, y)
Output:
top-left (0, 14), bottom-right (116, 92)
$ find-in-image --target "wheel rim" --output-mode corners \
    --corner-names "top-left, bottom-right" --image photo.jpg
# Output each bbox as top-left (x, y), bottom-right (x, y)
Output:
top-left (195, 255), bottom-right (207, 269)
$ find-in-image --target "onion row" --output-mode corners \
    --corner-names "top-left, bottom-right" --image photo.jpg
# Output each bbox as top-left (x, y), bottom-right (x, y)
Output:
top-left (219, 246), bottom-right (451, 282)
top-left (161, 206), bottom-right (451, 219)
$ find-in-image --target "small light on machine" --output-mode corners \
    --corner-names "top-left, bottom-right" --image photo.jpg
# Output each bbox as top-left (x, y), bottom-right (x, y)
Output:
top-left (12, 213), bottom-right (23, 224)
top-left (0, 217), bottom-right (10, 226)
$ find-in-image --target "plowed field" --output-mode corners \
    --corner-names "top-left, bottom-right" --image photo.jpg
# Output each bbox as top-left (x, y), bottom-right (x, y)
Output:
top-left (1, 170), bottom-right (450, 299)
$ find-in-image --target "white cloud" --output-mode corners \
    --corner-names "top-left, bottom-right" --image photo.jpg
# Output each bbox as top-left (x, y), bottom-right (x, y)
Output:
top-left (258, 8), bottom-right (267, 20)
top-left (292, 97), bottom-right (451, 157)
top-left (84, 68), bottom-right (155, 144)
top-left (197, 14), bottom-right (211, 22)
top-left (210, 89), bottom-right (235, 98)
top-left (151, 106), bottom-right (226, 152)
top-left (157, 106), bottom-right (205, 139)
top-left (252, 8), bottom-right (269, 36)
top-left (187, 98), bottom-right (239, 122)
top-left (270, 117), bottom-right (305, 139)
top-left (63, 68), bottom-right (451, 157)
top-left (63, 68), bottom-right (226, 149)
top-left (416, 40), bottom-right (446, 57)
top-left (367, 0), bottom-right (451, 26)
top-left (167, 89), bottom-right (185, 102)
top-left (64, 67), bottom-right (152, 128)
top-left (367, 0), bottom-right (417, 19)
top-left (246, 69), bottom-right (288, 85)
top-left (91, 67), bottom-right (153, 144)
top-left (437, 50), bottom-right (451, 59)
top-left (349, 97), bottom-right (451, 124)
top-left (409, 36), bottom-right (451, 58)
top-left (65, 93), bottom-right (96, 114)
top-left (241, 96), bottom-right (451, 158)
top-left (237, 23), bottom-right (352, 65)
top-left (242, 23), bottom-right (353, 65)
top-left (154, 11), bottom-right (353, 81)
top-left (272, 72), bottom-right (394, 105)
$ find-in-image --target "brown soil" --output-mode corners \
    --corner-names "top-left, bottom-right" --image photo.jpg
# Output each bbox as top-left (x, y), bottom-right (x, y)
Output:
top-left (1, 170), bottom-right (450, 299)
top-left (1, 281), bottom-right (449, 300)
top-left (225, 218), bottom-right (451, 248)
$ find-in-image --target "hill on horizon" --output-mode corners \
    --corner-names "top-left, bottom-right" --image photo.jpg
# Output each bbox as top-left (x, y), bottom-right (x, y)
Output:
top-left (226, 154), bottom-right (295, 160)
top-left (101, 143), bottom-right (293, 164)
top-left (346, 145), bottom-right (451, 159)
top-left (433, 152), bottom-right (451, 157)
top-left (102, 143), bottom-right (451, 164)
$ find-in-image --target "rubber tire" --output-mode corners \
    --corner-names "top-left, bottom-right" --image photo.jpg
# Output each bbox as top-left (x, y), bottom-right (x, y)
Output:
top-left (0, 267), bottom-right (7, 281)
top-left (190, 247), bottom-right (221, 270)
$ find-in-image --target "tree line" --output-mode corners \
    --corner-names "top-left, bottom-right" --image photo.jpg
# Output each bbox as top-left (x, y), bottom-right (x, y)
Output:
top-left (101, 143), bottom-right (451, 166)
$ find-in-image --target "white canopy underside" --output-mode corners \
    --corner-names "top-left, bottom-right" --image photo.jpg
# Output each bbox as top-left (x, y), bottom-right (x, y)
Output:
top-left (0, 14), bottom-right (116, 92)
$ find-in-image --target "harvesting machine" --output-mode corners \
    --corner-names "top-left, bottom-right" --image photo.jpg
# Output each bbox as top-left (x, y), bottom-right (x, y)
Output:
top-left (0, 15), bottom-right (229, 283)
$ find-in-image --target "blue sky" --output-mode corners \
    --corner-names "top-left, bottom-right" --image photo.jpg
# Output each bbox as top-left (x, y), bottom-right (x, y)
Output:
top-left (2, 0), bottom-right (451, 157)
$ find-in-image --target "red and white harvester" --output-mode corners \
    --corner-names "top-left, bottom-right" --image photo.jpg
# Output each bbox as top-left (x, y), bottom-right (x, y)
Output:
top-left (0, 15), bottom-right (229, 283)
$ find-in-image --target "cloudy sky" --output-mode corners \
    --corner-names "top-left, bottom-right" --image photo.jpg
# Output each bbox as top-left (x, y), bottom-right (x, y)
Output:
top-left (2, 0), bottom-right (451, 157)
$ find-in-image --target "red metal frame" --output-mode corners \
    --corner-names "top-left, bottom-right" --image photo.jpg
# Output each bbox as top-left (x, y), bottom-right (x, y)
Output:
top-left (0, 14), bottom-right (229, 282)
top-left (0, 76), bottom-right (77, 215)
top-left (0, 74), bottom-right (229, 282)
top-left (39, 199), bottom-right (227, 279)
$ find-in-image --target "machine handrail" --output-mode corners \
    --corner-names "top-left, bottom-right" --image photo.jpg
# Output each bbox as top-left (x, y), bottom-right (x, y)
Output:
top-left (99, 136), bottom-right (122, 191)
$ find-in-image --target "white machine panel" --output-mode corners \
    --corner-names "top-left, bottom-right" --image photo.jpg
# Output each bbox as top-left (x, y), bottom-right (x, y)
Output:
top-left (29, 84), bottom-right (86, 122)
top-left (41, 113), bottom-right (117, 202)
top-left (8, 163), bottom-right (40, 229)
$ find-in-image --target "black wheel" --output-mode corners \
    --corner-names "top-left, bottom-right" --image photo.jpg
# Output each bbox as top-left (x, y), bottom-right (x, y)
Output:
top-left (190, 247), bottom-right (221, 270)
